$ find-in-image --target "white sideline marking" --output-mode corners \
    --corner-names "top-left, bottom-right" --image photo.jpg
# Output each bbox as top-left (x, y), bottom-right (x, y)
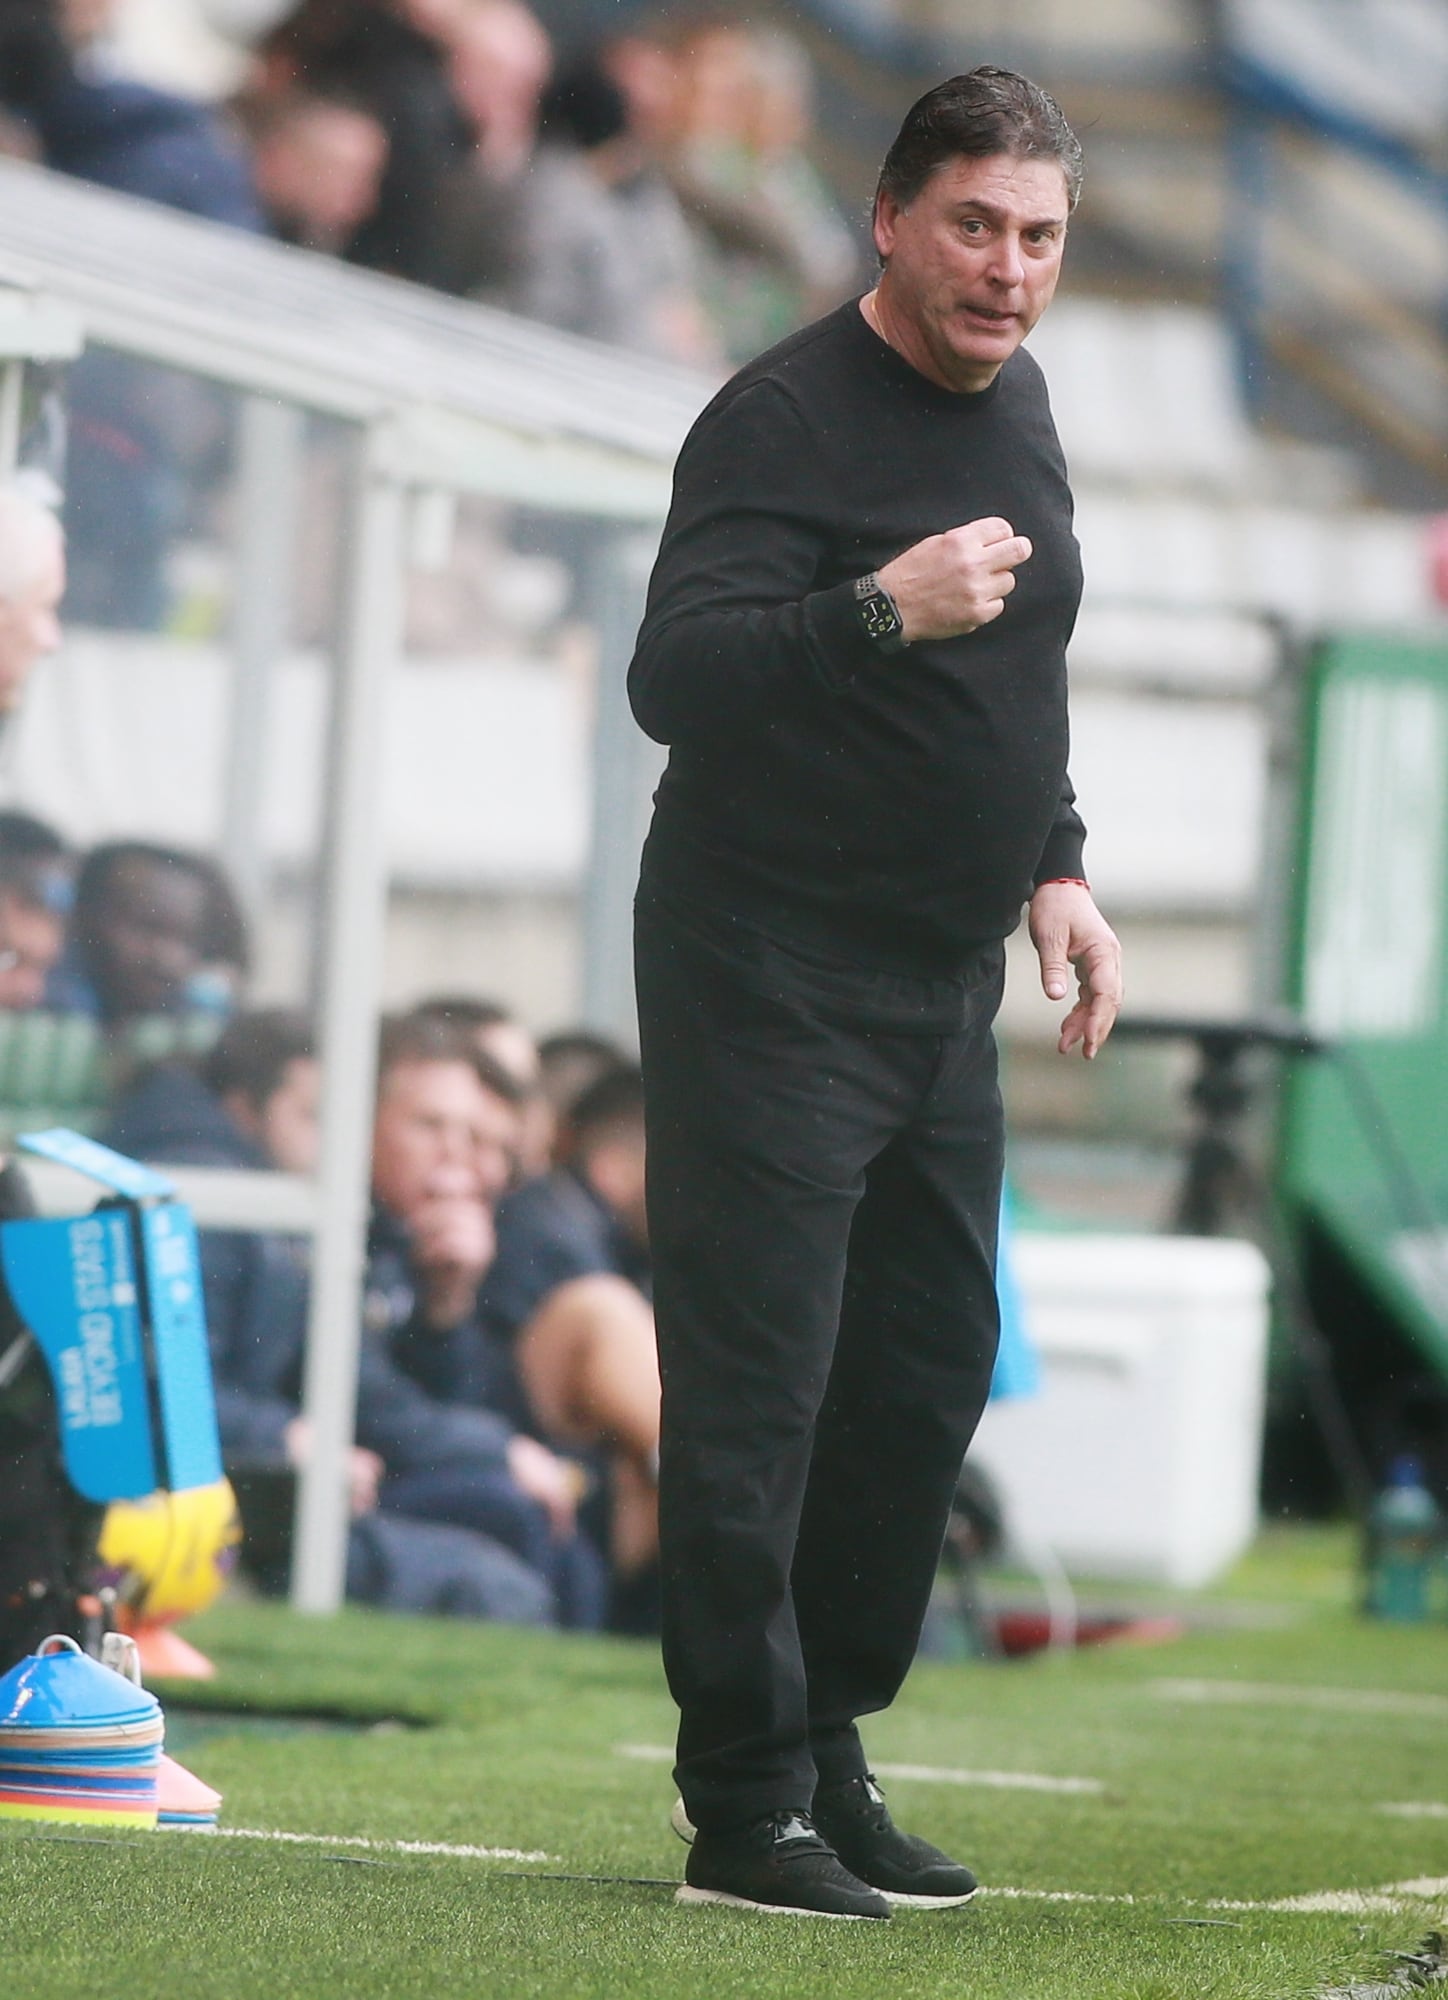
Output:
top-left (182, 1826), bottom-right (552, 1863)
top-left (978, 1887), bottom-right (1134, 1905)
top-left (872, 1761), bottom-right (1104, 1797)
top-left (154, 1825), bottom-right (1448, 1917)
top-left (1212, 1878), bottom-right (1448, 1916)
top-left (1153, 1679), bottom-right (1448, 1720)
top-left (613, 1743), bottom-right (1104, 1794)
top-left (1379, 1802), bottom-right (1448, 1820)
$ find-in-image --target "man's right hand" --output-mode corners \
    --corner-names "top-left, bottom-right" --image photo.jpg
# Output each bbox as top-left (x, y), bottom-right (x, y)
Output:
top-left (409, 1195), bottom-right (496, 1328)
top-left (877, 516), bottom-right (1032, 644)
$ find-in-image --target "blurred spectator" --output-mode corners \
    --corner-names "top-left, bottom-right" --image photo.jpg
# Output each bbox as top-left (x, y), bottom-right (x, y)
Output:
top-left (429, 0), bottom-right (550, 298)
top-left (0, 0), bottom-right (260, 222)
top-left (500, 50), bottom-right (715, 364)
top-left (257, 0), bottom-right (471, 281)
top-left (0, 809), bottom-right (71, 1009)
top-left (447, 0), bottom-right (548, 181)
top-left (50, 839), bottom-right (248, 1025)
top-left (0, 0), bottom-right (262, 627)
top-left (601, 26), bottom-right (682, 155)
top-left (474, 1062), bottom-right (660, 1626)
top-left (242, 83), bottom-right (389, 251)
top-left (666, 19), bottom-right (859, 362)
top-left (0, 485), bottom-right (64, 726)
top-left (102, 1008), bottom-right (560, 1624)
top-left (412, 993), bottom-right (551, 1178)
top-left (366, 1011), bottom-right (605, 1623)
top-left (536, 1026), bottom-right (628, 1161)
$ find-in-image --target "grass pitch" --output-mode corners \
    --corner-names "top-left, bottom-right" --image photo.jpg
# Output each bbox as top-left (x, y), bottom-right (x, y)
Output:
top-left (3, 1528), bottom-right (1446, 2000)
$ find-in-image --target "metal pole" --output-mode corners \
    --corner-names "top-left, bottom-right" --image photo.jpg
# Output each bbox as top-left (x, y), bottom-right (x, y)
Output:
top-left (290, 425), bottom-right (405, 1613)
top-left (221, 396), bottom-right (304, 915)
top-left (0, 360), bottom-right (24, 477)
top-left (580, 524), bottom-right (661, 1045)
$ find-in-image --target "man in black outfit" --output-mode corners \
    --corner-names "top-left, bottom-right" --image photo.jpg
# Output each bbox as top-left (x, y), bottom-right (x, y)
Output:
top-left (629, 69), bottom-right (1123, 1922)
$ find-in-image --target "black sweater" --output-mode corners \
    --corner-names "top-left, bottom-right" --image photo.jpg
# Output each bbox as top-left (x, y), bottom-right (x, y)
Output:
top-left (629, 300), bottom-right (1087, 974)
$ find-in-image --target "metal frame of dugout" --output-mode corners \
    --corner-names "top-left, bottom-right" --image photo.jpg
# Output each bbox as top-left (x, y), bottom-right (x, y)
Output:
top-left (0, 157), bottom-right (712, 1615)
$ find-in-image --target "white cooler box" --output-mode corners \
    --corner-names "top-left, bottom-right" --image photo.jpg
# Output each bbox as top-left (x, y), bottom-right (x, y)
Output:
top-left (969, 1232), bottom-right (1271, 1588)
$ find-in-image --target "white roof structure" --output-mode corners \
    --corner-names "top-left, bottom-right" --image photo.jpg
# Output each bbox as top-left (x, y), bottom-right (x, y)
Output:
top-left (0, 158), bottom-right (710, 1614)
top-left (0, 155), bottom-right (708, 514)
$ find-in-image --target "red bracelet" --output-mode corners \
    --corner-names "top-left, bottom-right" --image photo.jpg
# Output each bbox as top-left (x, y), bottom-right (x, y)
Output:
top-left (1039, 876), bottom-right (1089, 890)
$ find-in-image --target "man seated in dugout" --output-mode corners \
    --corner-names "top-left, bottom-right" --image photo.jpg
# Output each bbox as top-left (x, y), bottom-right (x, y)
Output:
top-left (49, 840), bottom-right (249, 1027)
top-left (103, 1008), bottom-right (603, 1626)
top-left (460, 1062), bottom-right (661, 1627)
top-left (410, 994), bottom-right (556, 1180)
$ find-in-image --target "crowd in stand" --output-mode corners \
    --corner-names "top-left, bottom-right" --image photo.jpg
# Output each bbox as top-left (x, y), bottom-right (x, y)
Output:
top-left (0, 800), bottom-right (662, 1634)
top-left (0, 0), bottom-right (862, 628)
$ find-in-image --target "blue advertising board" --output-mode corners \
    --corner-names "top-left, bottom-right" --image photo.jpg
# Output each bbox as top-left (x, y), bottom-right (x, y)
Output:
top-left (0, 1208), bottom-right (157, 1501)
top-left (0, 1131), bottom-right (223, 1501)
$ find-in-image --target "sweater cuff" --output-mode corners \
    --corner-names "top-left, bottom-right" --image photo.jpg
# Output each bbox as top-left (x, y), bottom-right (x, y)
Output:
top-left (1034, 822), bottom-right (1087, 888)
top-left (801, 578), bottom-right (890, 692)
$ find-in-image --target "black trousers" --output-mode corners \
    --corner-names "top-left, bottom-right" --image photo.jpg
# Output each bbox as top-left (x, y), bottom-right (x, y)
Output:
top-left (635, 890), bottom-right (1006, 1833)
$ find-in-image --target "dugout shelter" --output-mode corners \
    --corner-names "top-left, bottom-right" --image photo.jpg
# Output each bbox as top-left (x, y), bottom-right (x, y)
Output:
top-left (0, 156), bottom-right (710, 1615)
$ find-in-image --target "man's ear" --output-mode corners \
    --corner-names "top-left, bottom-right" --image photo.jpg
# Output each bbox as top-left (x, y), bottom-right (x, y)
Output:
top-left (872, 189), bottom-right (899, 265)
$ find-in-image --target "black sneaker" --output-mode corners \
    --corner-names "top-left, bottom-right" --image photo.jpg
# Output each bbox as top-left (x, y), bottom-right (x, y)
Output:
top-left (677, 1809), bottom-right (892, 1920)
top-left (811, 1775), bottom-right (978, 1909)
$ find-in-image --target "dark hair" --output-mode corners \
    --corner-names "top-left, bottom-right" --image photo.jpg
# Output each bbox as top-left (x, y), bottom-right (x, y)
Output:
top-left (202, 1008), bottom-right (314, 1110)
top-left (0, 3), bottom-right (74, 117)
top-left (876, 67), bottom-right (1083, 215)
top-left (71, 841), bottom-right (250, 975)
top-left (539, 57), bottom-right (628, 151)
top-left (568, 1062), bottom-right (644, 1157)
top-left (536, 1028), bottom-right (627, 1114)
top-left (0, 808), bottom-right (69, 914)
top-left (377, 1012), bottom-right (525, 1108)
top-left (411, 994), bottom-right (514, 1035)
top-left (238, 82), bottom-right (384, 145)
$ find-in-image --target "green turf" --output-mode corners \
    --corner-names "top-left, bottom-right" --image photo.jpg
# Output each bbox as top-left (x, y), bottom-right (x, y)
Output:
top-left (3, 1529), bottom-right (1446, 1999)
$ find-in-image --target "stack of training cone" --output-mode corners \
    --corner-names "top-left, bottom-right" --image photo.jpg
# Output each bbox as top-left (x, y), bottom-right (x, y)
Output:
top-left (0, 1635), bottom-right (164, 1828)
top-left (97, 1634), bottom-right (222, 1831)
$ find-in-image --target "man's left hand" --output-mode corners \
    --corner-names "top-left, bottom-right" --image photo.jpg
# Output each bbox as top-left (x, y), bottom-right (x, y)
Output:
top-left (1028, 880), bottom-right (1123, 1060)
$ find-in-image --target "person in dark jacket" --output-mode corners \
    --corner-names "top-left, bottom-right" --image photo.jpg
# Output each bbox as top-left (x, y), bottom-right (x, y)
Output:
top-left (478, 1062), bottom-right (658, 1618)
top-left (103, 1009), bottom-right (598, 1625)
top-left (257, 0), bottom-right (470, 282)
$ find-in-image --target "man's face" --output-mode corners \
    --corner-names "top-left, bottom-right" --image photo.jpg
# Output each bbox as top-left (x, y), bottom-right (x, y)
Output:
top-left (371, 1058), bottom-right (519, 1222)
top-left (0, 891), bottom-right (62, 1009)
top-left (872, 152), bottom-right (1070, 394)
top-left (585, 1129), bottom-right (649, 1248)
top-left (257, 1056), bottom-right (321, 1177)
top-left (0, 536), bottom-right (64, 715)
top-left (88, 859), bottom-right (209, 1017)
top-left (257, 105), bottom-right (388, 250)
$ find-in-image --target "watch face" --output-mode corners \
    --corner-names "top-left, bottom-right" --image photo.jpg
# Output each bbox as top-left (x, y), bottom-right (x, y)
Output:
top-left (860, 593), bottom-right (899, 639)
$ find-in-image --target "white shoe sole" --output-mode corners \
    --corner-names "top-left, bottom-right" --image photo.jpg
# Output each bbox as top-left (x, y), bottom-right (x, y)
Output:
top-left (882, 1887), bottom-right (979, 1910)
top-left (675, 1885), bottom-right (886, 1920)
